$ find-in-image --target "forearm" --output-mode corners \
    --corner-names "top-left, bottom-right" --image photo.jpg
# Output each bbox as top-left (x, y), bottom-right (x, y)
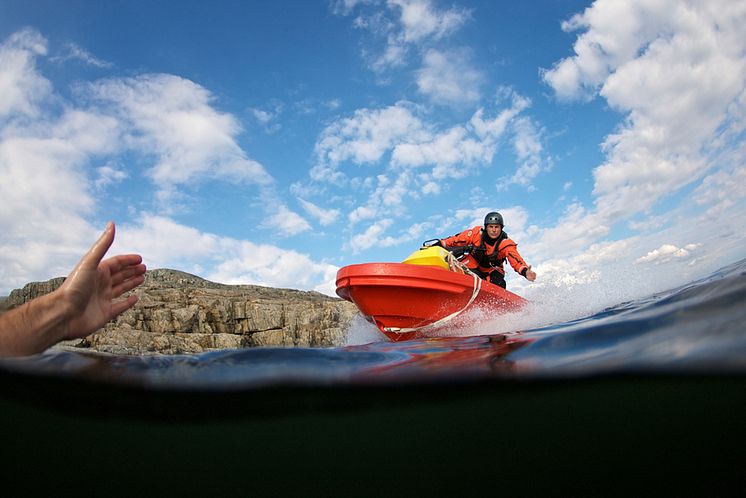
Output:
top-left (506, 251), bottom-right (528, 275)
top-left (0, 290), bottom-right (69, 357)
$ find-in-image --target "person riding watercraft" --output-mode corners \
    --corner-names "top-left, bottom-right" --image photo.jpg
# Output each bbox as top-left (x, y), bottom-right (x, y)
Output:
top-left (429, 212), bottom-right (536, 289)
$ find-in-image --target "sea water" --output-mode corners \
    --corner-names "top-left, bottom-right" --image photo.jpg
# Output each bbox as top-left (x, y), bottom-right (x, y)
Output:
top-left (1, 258), bottom-right (744, 392)
top-left (0, 259), bottom-right (744, 495)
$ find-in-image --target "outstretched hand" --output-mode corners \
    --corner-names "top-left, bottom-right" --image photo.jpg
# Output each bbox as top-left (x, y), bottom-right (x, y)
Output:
top-left (525, 266), bottom-right (537, 282)
top-left (58, 222), bottom-right (146, 341)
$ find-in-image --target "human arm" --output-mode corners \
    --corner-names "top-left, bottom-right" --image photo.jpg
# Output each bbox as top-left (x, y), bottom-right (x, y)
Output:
top-left (441, 226), bottom-right (480, 248)
top-left (522, 266), bottom-right (537, 282)
top-left (501, 241), bottom-right (537, 282)
top-left (0, 222), bottom-right (146, 357)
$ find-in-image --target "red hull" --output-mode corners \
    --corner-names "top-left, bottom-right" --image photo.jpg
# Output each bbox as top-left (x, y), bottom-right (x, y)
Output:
top-left (336, 263), bottom-right (526, 341)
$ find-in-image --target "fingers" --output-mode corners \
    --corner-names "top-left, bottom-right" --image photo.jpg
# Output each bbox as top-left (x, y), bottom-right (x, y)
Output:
top-left (110, 295), bottom-right (139, 318)
top-left (111, 273), bottom-right (146, 299)
top-left (84, 222), bottom-right (116, 269)
top-left (113, 265), bottom-right (146, 288)
top-left (101, 256), bottom-right (147, 285)
top-left (102, 254), bottom-right (143, 274)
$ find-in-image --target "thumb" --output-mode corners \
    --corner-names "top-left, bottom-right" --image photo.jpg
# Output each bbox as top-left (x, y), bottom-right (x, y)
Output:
top-left (83, 222), bottom-right (115, 269)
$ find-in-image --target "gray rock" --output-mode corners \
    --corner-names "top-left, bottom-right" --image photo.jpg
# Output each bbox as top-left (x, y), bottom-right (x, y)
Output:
top-left (3, 269), bottom-right (359, 355)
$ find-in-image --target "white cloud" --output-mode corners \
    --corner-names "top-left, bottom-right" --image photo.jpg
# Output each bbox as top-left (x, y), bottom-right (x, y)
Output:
top-left (313, 90), bottom-right (545, 237)
top-left (248, 100), bottom-right (284, 133)
top-left (634, 243), bottom-right (703, 265)
top-left (298, 198), bottom-right (340, 226)
top-left (390, 90), bottom-right (533, 178)
top-left (470, 90), bottom-right (530, 139)
top-left (393, 125), bottom-right (488, 174)
top-left (542, 0), bottom-right (678, 101)
top-left (532, 203), bottom-right (610, 261)
top-left (348, 218), bottom-right (394, 253)
top-left (540, 0), bottom-right (746, 260)
top-left (347, 172), bottom-right (414, 224)
top-left (116, 214), bottom-right (339, 295)
top-left (330, 0), bottom-right (374, 16)
top-left (347, 217), bottom-right (433, 255)
top-left (420, 178), bottom-right (440, 194)
top-left (349, 204), bottom-right (379, 224)
top-left (693, 166), bottom-right (746, 219)
top-left (0, 29), bottom-right (317, 296)
top-left (313, 102), bottom-right (429, 178)
top-left (51, 42), bottom-right (113, 68)
top-left (416, 49), bottom-right (482, 104)
top-left (498, 116), bottom-right (546, 191)
top-left (95, 164), bottom-right (128, 189)
top-left (539, 0), bottom-right (746, 246)
top-left (0, 122), bottom-right (113, 291)
top-left (390, 0), bottom-right (470, 43)
top-left (0, 28), bottom-right (51, 118)
top-left (87, 74), bottom-right (273, 197)
top-left (337, 0), bottom-right (471, 73)
top-left (262, 204), bottom-right (312, 236)
top-left (0, 30), bottom-right (124, 292)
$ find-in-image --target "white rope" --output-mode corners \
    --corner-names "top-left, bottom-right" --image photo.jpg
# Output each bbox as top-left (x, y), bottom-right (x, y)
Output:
top-left (383, 254), bottom-right (482, 334)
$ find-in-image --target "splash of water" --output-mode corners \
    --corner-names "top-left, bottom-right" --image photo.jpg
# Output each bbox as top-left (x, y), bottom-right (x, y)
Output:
top-left (344, 256), bottom-right (740, 344)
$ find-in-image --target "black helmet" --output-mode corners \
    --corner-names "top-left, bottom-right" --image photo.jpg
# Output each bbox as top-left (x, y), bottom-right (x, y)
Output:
top-left (484, 211), bottom-right (503, 227)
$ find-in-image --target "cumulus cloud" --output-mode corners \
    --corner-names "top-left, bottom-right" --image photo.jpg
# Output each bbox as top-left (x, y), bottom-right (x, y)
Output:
top-left (312, 102), bottom-right (429, 180)
top-left (416, 48), bottom-right (483, 104)
top-left (391, 90), bottom-right (533, 178)
top-left (336, 0), bottom-right (471, 74)
top-left (498, 116), bottom-right (546, 191)
top-left (391, 0), bottom-right (470, 43)
top-left (298, 198), bottom-right (341, 226)
top-left (693, 166), bottom-right (746, 219)
top-left (0, 28), bottom-right (51, 118)
top-left (311, 89), bottom-right (545, 239)
top-left (634, 243), bottom-right (703, 265)
top-left (261, 204), bottom-right (312, 236)
top-left (0, 30), bottom-right (127, 291)
top-left (0, 108), bottom-right (122, 292)
top-left (0, 28), bottom-right (338, 296)
top-left (116, 214), bottom-right (338, 294)
top-left (87, 74), bottom-right (273, 199)
top-left (248, 100), bottom-right (284, 133)
top-left (347, 172), bottom-right (415, 225)
top-left (540, 0), bottom-right (746, 244)
top-left (95, 164), bottom-right (129, 189)
top-left (532, 203), bottom-right (610, 261)
top-left (348, 218), bottom-right (393, 253)
top-left (393, 126), bottom-right (490, 176)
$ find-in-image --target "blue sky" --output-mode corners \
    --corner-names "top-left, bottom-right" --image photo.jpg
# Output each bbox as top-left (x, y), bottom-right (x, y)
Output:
top-left (1, 0), bottom-right (745, 300)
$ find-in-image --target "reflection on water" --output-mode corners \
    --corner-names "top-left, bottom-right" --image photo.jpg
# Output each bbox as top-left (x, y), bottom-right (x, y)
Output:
top-left (0, 333), bottom-right (531, 390)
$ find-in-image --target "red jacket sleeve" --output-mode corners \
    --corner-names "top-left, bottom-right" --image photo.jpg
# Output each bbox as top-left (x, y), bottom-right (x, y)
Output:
top-left (441, 226), bottom-right (481, 247)
top-left (499, 238), bottom-right (529, 275)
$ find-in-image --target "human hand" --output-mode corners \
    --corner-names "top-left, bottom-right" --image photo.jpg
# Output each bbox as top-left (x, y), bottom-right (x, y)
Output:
top-left (57, 222), bottom-right (146, 340)
top-left (525, 266), bottom-right (537, 282)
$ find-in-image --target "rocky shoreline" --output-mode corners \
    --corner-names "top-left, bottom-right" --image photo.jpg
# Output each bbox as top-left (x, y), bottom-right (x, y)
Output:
top-left (2, 269), bottom-right (360, 355)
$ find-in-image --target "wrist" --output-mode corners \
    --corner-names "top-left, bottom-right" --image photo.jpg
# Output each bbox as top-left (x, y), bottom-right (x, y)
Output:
top-left (32, 290), bottom-right (71, 347)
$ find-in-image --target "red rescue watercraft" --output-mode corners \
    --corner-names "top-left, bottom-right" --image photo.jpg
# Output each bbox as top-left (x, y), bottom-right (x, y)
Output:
top-left (336, 247), bottom-right (527, 341)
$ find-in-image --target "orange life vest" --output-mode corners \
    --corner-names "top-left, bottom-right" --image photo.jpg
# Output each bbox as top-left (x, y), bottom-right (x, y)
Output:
top-left (441, 226), bottom-right (529, 277)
